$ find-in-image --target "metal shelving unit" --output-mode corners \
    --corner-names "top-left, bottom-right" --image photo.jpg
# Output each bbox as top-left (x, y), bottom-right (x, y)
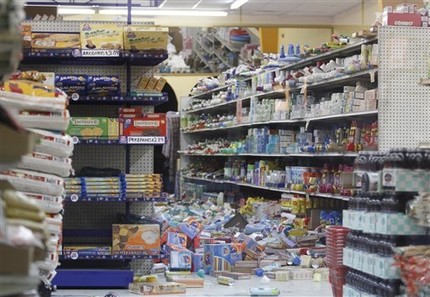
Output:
top-left (180, 35), bottom-right (379, 206)
top-left (20, 19), bottom-right (168, 288)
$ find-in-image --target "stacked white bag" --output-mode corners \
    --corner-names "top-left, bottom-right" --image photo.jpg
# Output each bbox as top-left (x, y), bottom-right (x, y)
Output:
top-left (0, 77), bottom-right (74, 288)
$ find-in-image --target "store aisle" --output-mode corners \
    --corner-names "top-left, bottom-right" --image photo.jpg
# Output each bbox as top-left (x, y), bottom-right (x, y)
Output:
top-left (53, 277), bottom-right (332, 297)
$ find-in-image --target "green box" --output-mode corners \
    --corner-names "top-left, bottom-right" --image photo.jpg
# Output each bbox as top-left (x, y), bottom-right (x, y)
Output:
top-left (67, 117), bottom-right (110, 139)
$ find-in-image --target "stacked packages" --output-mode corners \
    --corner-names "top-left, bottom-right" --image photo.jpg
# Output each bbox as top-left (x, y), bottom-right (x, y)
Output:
top-left (0, 72), bottom-right (74, 288)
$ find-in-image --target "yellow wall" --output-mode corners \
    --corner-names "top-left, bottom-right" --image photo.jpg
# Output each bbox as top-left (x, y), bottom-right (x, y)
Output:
top-left (278, 28), bottom-right (333, 49)
top-left (159, 74), bottom-right (216, 104)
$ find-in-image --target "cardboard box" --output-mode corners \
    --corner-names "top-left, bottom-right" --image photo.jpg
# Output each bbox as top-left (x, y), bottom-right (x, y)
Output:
top-left (31, 33), bottom-right (80, 49)
top-left (67, 117), bottom-right (110, 139)
top-left (112, 224), bottom-right (160, 256)
top-left (364, 89), bottom-right (378, 101)
top-left (192, 253), bottom-right (204, 272)
top-left (80, 23), bottom-right (123, 50)
top-left (220, 271), bottom-right (251, 280)
top-left (87, 75), bottom-right (121, 97)
top-left (146, 77), bottom-right (159, 90)
top-left (168, 246), bottom-right (192, 271)
top-left (123, 26), bottom-right (168, 51)
top-left (154, 77), bottom-right (167, 92)
top-left (383, 12), bottom-right (422, 27)
top-left (165, 273), bottom-right (204, 288)
top-left (120, 114), bottom-right (167, 137)
top-left (137, 77), bottom-right (151, 90)
top-left (129, 282), bottom-right (186, 295)
top-left (22, 25), bottom-right (32, 48)
top-left (55, 75), bottom-right (87, 99)
top-left (289, 268), bottom-right (315, 280)
top-left (203, 243), bottom-right (242, 274)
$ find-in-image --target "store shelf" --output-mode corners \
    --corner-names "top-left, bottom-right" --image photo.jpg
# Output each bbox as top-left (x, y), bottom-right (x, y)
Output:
top-left (53, 269), bottom-right (133, 288)
top-left (70, 93), bottom-right (168, 105)
top-left (61, 253), bottom-right (160, 260)
top-left (419, 78), bottom-right (430, 86)
top-left (182, 110), bottom-right (378, 133)
top-left (21, 49), bottom-right (168, 66)
top-left (281, 37), bottom-right (378, 71)
top-left (65, 193), bottom-right (168, 202)
top-left (73, 136), bottom-right (166, 145)
top-left (214, 34), bottom-right (241, 53)
top-left (189, 84), bottom-right (230, 99)
top-left (213, 50), bottom-right (233, 68)
top-left (183, 89), bottom-right (287, 114)
top-left (182, 175), bottom-right (350, 201)
top-left (290, 68), bottom-right (378, 92)
top-left (0, 275), bottom-right (40, 297)
top-left (179, 151), bottom-right (359, 158)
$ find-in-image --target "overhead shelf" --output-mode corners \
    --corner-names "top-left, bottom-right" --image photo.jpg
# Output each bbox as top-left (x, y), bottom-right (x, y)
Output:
top-left (65, 193), bottom-right (168, 202)
top-left (179, 151), bottom-right (359, 158)
top-left (72, 136), bottom-right (166, 145)
top-left (60, 253), bottom-right (160, 260)
top-left (182, 175), bottom-right (350, 201)
top-left (182, 110), bottom-right (378, 133)
top-left (70, 93), bottom-right (168, 105)
top-left (21, 49), bottom-right (168, 66)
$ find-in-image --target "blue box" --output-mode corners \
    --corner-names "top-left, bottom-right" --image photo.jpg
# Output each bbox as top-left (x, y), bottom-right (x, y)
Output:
top-left (169, 247), bottom-right (192, 271)
top-left (203, 243), bottom-right (241, 275)
top-left (192, 253), bottom-right (204, 272)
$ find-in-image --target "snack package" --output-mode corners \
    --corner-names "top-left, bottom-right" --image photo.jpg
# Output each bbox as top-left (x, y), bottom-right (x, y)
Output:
top-left (67, 117), bottom-right (118, 139)
top-left (23, 192), bottom-right (64, 214)
top-left (0, 169), bottom-right (64, 196)
top-left (80, 23), bottom-right (123, 50)
top-left (0, 80), bottom-right (68, 112)
top-left (30, 129), bottom-right (74, 158)
top-left (18, 152), bottom-right (73, 177)
top-left (86, 76), bottom-right (120, 97)
top-left (55, 75), bottom-right (87, 100)
top-left (31, 33), bottom-right (80, 49)
top-left (17, 110), bottom-right (70, 132)
top-left (112, 224), bottom-right (160, 256)
top-left (123, 26), bottom-right (168, 51)
top-left (119, 114), bottom-right (166, 137)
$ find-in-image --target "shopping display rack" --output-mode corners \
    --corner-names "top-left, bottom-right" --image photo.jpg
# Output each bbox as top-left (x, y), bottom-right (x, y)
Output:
top-left (20, 20), bottom-right (169, 288)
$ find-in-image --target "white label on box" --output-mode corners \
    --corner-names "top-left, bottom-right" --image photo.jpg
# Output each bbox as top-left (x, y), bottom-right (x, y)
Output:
top-left (126, 136), bottom-right (165, 144)
top-left (81, 49), bottom-right (120, 57)
top-left (363, 212), bottom-right (376, 233)
top-left (382, 168), bottom-right (396, 187)
top-left (363, 252), bottom-right (374, 275)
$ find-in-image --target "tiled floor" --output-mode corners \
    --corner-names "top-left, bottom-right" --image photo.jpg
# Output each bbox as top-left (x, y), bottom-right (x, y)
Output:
top-left (53, 277), bottom-right (333, 297)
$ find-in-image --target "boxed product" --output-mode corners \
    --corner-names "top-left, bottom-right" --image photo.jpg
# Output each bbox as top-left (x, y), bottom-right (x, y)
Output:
top-left (165, 273), bottom-right (204, 288)
top-left (123, 26), bottom-right (168, 51)
top-left (55, 75), bottom-right (87, 99)
top-left (191, 253), bottom-right (204, 272)
top-left (167, 232), bottom-right (187, 248)
top-left (146, 77), bottom-right (159, 90)
top-left (87, 75), bottom-right (121, 97)
top-left (67, 117), bottom-right (116, 139)
top-left (112, 224), bottom-right (160, 256)
top-left (168, 246), bottom-right (193, 271)
top-left (22, 24), bottom-right (32, 48)
top-left (382, 12), bottom-right (422, 27)
top-left (80, 23), bottom-right (123, 49)
top-left (129, 282), bottom-right (186, 295)
top-left (137, 77), bottom-right (151, 90)
top-left (119, 114), bottom-right (167, 137)
top-left (31, 32), bottom-right (80, 49)
top-left (203, 243), bottom-right (242, 275)
top-left (119, 107), bottom-right (145, 118)
top-left (154, 77), bottom-right (167, 92)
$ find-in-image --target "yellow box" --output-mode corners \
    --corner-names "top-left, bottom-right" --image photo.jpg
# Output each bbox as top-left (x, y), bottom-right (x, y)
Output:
top-left (137, 77), bottom-right (150, 90)
top-left (108, 118), bottom-right (119, 139)
top-left (112, 224), bottom-right (160, 256)
top-left (80, 23), bottom-right (123, 50)
top-left (31, 33), bottom-right (80, 49)
top-left (146, 77), bottom-right (158, 90)
top-left (123, 26), bottom-right (168, 51)
top-left (154, 77), bottom-right (167, 92)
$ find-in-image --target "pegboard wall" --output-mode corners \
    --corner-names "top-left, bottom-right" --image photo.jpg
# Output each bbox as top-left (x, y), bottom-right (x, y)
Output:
top-left (23, 21), bottom-right (163, 274)
top-left (378, 27), bottom-right (430, 151)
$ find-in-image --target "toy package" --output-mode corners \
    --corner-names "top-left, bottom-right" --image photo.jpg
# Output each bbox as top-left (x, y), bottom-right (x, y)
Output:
top-left (80, 23), bottom-right (123, 50)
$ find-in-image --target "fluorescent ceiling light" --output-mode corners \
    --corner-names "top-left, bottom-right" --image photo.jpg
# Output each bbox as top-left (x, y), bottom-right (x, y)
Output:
top-left (230, 0), bottom-right (248, 10)
top-left (57, 7), bottom-right (95, 15)
top-left (158, 0), bottom-right (168, 8)
top-left (192, 0), bottom-right (204, 9)
top-left (99, 9), bottom-right (227, 17)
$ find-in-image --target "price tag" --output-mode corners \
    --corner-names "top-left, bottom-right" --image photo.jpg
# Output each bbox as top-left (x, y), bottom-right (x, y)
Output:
top-left (81, 49), bottom-right (120, 57)
top-left (127, 136), bottom-right (166, 144)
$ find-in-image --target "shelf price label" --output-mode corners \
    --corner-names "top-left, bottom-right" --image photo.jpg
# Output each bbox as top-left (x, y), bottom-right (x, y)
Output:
top-left (81, 49), bottom-right (120, 57)
top-left (127, 136), bottom-right (166, 144)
